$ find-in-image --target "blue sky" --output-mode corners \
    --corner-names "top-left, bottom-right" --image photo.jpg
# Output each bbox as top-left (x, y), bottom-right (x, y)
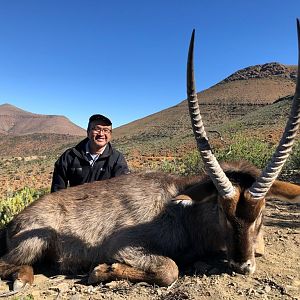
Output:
top-left (0, 0), bottom-right (299, 129)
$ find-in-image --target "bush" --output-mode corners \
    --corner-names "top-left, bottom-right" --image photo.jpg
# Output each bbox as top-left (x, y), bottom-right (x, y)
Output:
top-left (161, 150), bottom-right (203, 176)
top-left (0, 187), bottom-right (49, 228)
top-left (161, 134), bottom-right (277, 176)
top-left (281, 140), bottom-right (300, 175)
top-left (215, 135), bottom-right (275, 169)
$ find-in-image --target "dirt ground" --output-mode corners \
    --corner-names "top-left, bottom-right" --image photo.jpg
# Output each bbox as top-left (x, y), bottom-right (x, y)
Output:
top-left (0, 199), bottom-right (299, 300)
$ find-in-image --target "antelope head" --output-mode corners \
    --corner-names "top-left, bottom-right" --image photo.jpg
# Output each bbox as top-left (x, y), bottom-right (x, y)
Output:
top-left (187, 20), bottom-right (300, 275)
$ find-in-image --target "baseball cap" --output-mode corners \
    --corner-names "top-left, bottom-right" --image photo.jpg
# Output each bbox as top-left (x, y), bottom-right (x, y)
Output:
top-left (88, 114), bottom-right (112, 126)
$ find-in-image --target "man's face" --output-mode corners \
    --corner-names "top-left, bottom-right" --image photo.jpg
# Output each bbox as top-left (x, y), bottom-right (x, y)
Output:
top-left (87, 121), bottom-right (112, 149)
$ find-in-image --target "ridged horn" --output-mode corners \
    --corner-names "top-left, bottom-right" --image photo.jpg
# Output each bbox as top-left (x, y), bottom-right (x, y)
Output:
top-left (248, 19), bottom-right (300, 199)
top-left (187, 30), bottom-right (236, 198)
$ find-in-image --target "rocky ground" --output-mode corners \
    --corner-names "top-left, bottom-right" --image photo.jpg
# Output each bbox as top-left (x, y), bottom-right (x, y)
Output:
top-left (0, 199), bottom-right (299, 300)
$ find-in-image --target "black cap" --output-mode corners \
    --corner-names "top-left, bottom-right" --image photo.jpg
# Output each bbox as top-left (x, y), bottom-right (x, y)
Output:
top-left (88, 114), bottom-right (112, 127)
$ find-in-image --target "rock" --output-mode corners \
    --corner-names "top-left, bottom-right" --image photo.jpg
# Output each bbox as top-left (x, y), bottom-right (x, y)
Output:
top-left (265, 285), bottom-right (271, 293)
top-left (221, 62), bottom-right (297, 83)
top-left (31, 290), bottom-right (41, 298)
top-left (70, 295), bottom-right (81, 300)
top-left (0, 281), bottom-right (10, 293)
top-left (285, 285), bottom-right (299, 293)
top-left (86, 285), bottom-right (95, 294)
top-left (33, 274), bottom-right (49, 285)
top-left (49, 282), bottom-right (70, 293)
top-left (292, 279), bottom-right (300, 287)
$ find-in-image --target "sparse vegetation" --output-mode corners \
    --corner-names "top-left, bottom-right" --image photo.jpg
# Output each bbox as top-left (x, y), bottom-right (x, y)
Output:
top-left (282, 139), bottom-right (300, 177)
top-left (160, 134), bottom-right (277, 175)
top-left (160, 151), bottom-right (202, 175)
top-left (215, 133), bottom-right (276, 169)
top-left (0, 186), bottom-right (49, 228)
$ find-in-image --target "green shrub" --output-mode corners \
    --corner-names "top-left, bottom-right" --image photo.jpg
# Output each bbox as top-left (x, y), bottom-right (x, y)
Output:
top-left (161, 134), bottom-right (277, 176)
top-left (286, 140), bottom-right (300, 168)
top-left (161, 150), bottom-right (203, 176)
top-left (215, 135), bottom-right (275, 169)
top-left (281, 140), bottom-right (300, 174)
top-left (0, 187), bottom-right (49, 228)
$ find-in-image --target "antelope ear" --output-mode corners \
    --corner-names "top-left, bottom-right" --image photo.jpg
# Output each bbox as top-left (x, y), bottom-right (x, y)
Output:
top-left (267, 180), bottom-right (300, 203)
top-left (171, 194), bottom-right (193, 206)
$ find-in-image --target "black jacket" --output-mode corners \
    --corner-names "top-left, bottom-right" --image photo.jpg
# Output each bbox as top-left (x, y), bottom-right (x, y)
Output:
top-left (51, 138), bottom-right (129, 192)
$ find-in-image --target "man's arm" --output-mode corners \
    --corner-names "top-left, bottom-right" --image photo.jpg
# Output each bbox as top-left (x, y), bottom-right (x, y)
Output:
top-left (50, 155), bottom-right (69, 192)
top-left (112, 152), bottom-right (130, 177)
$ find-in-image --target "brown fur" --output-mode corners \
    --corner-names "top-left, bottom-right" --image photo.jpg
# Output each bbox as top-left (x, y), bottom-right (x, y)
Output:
top-left (0, 161), bottom-right (298, 286)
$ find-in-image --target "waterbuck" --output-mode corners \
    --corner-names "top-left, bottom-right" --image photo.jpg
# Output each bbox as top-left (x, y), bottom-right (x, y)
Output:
top-left (1, 21), bottom-right (300, 291)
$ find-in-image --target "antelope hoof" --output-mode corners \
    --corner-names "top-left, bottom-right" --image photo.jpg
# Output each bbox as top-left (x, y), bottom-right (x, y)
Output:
top-left (88, 263), bottom-right (112, 284)
top-left (13, 279), bottom-right (27, 292)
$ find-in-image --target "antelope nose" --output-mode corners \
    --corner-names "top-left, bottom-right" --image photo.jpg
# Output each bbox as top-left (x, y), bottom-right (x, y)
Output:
top-left (229, 259), bottom-right (256, 275)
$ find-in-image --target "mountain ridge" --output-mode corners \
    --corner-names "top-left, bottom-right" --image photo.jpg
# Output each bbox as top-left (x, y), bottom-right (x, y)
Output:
top-left (113, 62), bottom-right (297, 141)
top-left (220, 62), bottom-right (297, 83)
top-left (0, 103), bottom-right (85, 136)
top-left (0, 62), bottom-right (297, 152)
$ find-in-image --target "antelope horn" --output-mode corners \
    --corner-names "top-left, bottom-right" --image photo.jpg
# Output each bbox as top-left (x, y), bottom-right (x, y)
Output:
top-left (187, 30), bottom-right (236, 198)
top-left (249, 19), bottom-right (300, 199)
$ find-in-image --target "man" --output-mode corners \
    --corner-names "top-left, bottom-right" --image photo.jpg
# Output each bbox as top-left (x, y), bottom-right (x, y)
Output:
top-left (51, 114), bottom-right (129, 192)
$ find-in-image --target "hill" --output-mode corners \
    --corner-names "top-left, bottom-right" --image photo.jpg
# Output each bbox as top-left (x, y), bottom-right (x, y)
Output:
top-left (0, 62), bottom-right (297, 162)
top-left (112, 62), bottom-right (297, 162)
top-left (0, 103), bottom-right (86, 136)
top-left (114, 62), bottom-right (296, 136)
top-left (0, 62), bottom-right (298, 201)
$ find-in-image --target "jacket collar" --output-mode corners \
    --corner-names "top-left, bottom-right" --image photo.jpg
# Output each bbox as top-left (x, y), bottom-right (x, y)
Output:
top-left (72, 137), bottom-right (113, 160)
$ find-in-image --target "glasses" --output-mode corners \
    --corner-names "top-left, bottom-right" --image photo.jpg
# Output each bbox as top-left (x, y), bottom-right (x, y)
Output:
top-left (91, 126), bottom-right (112, 134)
